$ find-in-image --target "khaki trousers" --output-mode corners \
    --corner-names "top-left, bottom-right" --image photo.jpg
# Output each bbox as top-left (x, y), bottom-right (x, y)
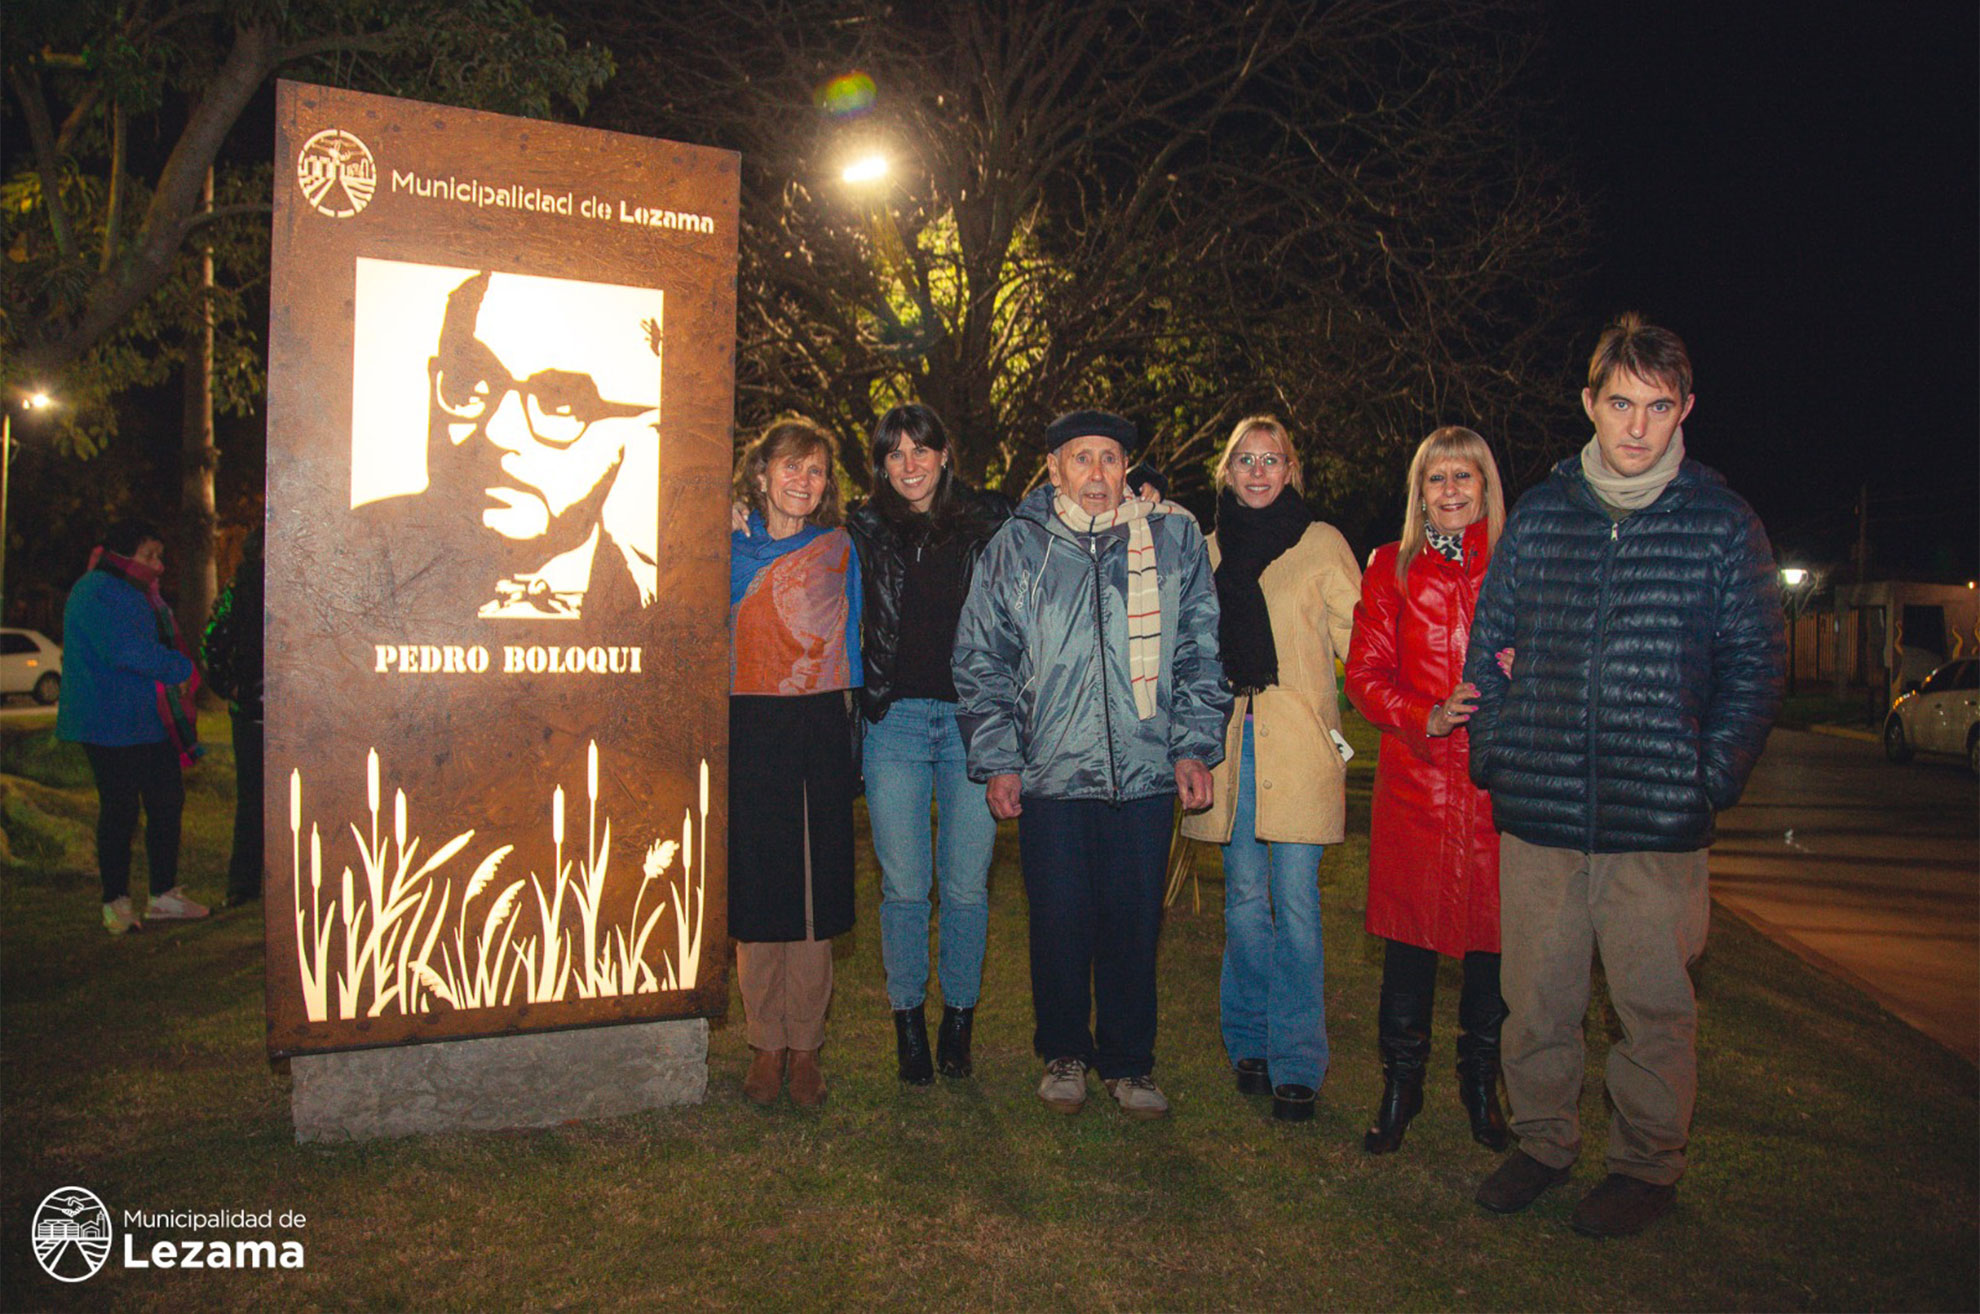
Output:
top-left (735, 939), bottom-right (834, 1052)
top-left (1498, 833), bottom-right (1711, 1185)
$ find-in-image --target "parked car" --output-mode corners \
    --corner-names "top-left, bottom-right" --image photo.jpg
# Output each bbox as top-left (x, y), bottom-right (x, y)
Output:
top-left (0, 628), bottom-right (62, 705)
top-left (1884, 657), bottom-right (1978, 774)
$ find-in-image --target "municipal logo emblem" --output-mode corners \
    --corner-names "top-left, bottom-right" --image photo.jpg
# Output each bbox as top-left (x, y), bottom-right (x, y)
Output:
top-left (297, 128), bottom-right (377, 218)
top-left (32, 1186), bottom-right (112, 1283)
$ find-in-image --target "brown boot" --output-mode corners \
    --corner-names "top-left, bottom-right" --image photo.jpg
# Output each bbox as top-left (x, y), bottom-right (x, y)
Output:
top-left (787, 1048), bottom-right (827, 1107)
top-left (743, 1047), bottom-right (786, 1105)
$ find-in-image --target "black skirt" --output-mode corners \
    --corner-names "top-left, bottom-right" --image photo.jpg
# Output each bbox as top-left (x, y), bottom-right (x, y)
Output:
top-left (728, 691), bottom-right (858, 942)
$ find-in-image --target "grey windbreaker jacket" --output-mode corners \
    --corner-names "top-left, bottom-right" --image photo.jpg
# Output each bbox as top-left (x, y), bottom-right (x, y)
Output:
top-left (953, 484), bottom-right (1231, 801)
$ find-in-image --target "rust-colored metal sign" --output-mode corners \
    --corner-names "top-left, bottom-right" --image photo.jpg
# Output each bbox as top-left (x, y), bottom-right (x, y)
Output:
top-left (264, 81), bottom-right (736, 1055)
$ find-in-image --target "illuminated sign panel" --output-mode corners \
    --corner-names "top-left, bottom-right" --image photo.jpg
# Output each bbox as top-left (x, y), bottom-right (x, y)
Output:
top-left (265, 82), bottom-right (737, 1054)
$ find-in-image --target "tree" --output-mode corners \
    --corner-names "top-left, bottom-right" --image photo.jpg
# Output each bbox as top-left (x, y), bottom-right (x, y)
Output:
top-left (2, 0), bottom-right (614, 633)
top-left (568, 0), bottom-right (1585, 529)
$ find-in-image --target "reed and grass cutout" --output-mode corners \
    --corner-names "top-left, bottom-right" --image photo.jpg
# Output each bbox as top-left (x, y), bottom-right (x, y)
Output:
top-left (288, 743), bottom-right (709, 1021)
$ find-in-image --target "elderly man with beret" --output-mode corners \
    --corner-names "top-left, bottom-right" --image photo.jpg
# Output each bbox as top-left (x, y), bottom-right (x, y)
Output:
top-left (954, 410), bottom-right (1230, 1118)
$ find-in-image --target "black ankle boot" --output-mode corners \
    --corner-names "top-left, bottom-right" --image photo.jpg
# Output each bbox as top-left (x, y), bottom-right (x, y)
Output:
top-left (1363, 988), bottom-right (1431, 1155)
top-left (1457, 989), bottom-right (1511, 1151)
top-left (894, 1005), bottom-right (934, 1085)
top-left (936, 1004), bottom-right (974, 1078)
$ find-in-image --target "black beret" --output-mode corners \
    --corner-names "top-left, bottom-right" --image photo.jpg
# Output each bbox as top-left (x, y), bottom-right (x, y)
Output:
top-left (1045, 409), bottom-right (1139, 454)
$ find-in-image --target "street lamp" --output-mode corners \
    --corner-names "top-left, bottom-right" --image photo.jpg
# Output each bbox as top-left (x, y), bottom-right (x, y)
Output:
top-left (2, 390), bottom-right (58, 622)
top-left (836, 147), bottom-right (930, 356)
top-left (841, 152), bottom-right (888, 185)
top-left (1780, 566), bottom-right (1816, 694)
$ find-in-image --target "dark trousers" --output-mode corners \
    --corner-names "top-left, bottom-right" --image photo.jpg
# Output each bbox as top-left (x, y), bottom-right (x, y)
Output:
top-left (83, 740), bottom-right (184, 901)
top-left (227, 710), bottom-right (265, 902)
top-left (1381, 939), bottom-right (1502, 1028)
top-left (1018, 793), bottom-right (1173, 1079)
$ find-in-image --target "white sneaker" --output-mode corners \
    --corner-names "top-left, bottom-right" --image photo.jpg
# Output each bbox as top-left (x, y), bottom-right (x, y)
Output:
top-left (102, 897), bottom-right (142, 935)
top-left (146, 887), bottom-right (209, 920)
top-left (1037, 1057), bottom-right (1089, 1114)
top-left (1104, 1074), bottom-right (1171, 1119)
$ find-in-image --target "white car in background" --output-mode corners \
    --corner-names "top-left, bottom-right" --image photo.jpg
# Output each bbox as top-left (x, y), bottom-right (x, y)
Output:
top-left (1884, 657), bottom-right (1979, 774)
top-left (0, 628), bottom-right (62, 705)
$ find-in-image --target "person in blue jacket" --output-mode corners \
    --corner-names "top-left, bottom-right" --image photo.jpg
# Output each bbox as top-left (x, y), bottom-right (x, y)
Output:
top-left (57, 519), bottom-right (210, 934)
top-left (1465, 315), bottom-right (1784, 1237)
top-left (954, 410), bottom-right (1230, 1120)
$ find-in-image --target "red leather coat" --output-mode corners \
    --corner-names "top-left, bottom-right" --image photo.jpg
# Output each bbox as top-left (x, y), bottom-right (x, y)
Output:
top-left (1345, 518), bottom-right (1499, 955)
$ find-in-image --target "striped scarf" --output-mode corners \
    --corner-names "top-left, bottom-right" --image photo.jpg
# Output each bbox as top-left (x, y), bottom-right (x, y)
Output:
top-left (1052, 493), bottom-right (1189, 720)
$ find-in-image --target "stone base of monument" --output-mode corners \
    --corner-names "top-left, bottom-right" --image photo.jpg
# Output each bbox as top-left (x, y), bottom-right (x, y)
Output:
top-left (290, 1018), bottom-right (708, 1142)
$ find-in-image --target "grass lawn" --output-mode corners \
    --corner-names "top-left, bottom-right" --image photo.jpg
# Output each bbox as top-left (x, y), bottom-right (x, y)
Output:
top-left (3, 709), bottom-right (1975, 1311)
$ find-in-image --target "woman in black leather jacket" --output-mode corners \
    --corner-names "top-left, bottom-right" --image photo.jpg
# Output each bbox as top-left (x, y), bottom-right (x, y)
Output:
top-left (846, 404), bottom-right (1013, 1085)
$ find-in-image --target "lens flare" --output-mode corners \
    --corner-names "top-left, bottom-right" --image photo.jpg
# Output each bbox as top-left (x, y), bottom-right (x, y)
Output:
top-left (816, 71), bottom-right (876, 117)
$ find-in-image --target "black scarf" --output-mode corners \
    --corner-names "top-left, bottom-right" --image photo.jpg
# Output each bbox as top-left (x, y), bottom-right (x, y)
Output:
top-left (1213, 487), bottom-right (1312, 696)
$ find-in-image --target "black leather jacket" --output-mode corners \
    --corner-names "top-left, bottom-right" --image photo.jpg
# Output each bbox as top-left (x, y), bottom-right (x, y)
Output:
top-left (847, 482), bottom-right (1014, 722)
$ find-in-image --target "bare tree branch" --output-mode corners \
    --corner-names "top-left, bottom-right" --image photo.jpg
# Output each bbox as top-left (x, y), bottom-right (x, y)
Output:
top-left (570, 0), bottom-right (1587, 512)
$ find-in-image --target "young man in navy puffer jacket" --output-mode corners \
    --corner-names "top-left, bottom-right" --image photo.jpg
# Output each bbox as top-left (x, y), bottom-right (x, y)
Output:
top-left (1463, 315), bottom-right (1785, 1238)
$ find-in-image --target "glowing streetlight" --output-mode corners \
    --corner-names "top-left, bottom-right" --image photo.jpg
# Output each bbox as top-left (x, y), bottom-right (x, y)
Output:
top-left (1779, 566), bottom-right (1816, 693)
top-left (841, 153), bottom-right (889, 185)
top-left (2, 389), bottom-right (59, 618)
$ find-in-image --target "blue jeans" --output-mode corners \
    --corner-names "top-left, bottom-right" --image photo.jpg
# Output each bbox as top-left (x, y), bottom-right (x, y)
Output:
top-left (1220, 720), bottom-right (1329, 1088)
top-left (864, 699), bottom-right (997, 1010)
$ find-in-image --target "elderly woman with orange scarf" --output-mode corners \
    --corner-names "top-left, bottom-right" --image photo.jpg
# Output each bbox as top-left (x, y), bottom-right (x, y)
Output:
top-left (729, 418), bottom-right (862, 1108)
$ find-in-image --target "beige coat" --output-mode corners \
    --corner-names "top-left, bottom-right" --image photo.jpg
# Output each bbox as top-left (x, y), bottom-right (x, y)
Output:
top-left (1181, 521), bottom-right (1361, 846)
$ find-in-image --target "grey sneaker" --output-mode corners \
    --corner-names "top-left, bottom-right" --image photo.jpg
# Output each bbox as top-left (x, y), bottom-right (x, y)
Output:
top-left (1104, 1074), bottom-right (1171, 1119)
top-left (102, 897), bottom-right (142, 935)
top-left (1037, 1057), bottom-right (1089, 1114)
top-left (146, 887), bottom-right (209, 921)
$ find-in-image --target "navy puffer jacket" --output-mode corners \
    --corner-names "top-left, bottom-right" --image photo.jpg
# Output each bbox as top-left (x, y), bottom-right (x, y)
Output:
top-left (1463, 456), bottom-right (1784, 853)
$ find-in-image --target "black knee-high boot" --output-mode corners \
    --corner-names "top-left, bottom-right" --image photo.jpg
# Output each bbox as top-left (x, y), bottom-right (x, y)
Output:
top-left (1364, 985), bottom-right (1432, 1154)
top-left (1456, 953), bottom-right (1510, 1151)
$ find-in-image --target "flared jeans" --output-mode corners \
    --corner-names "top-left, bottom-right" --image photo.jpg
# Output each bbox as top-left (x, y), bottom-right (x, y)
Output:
top-left (1219, 721), bottom-right (1329, 1089)
top-left (863, 698), bottom-right (997, 1011)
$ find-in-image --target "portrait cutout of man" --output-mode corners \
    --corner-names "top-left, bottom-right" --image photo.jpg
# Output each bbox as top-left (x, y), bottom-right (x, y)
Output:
top-left (350, 259), bottom-right (663, 620)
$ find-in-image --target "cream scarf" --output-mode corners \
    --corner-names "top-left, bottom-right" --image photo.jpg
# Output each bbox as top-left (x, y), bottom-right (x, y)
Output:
top-left (1579, 427), bottom-right (1686, 510)
top-left (1053, 493), bottom-right (1189, 719)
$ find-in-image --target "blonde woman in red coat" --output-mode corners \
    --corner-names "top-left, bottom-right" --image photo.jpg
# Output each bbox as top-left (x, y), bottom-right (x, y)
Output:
top-left (1346, 426), bottom-right (1509, 1156)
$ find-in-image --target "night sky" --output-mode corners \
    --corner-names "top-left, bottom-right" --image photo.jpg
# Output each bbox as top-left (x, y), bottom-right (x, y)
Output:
top-left (1551, 1), bottom-right (1978, 582)
top-left (11, 4), bottom-right (1975, 594)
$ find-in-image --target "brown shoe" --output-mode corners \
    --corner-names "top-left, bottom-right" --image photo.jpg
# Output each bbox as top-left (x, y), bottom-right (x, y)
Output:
top-left (1570, 1173), bottom-right (1676, 1238)
top-left (787, 1048), bottom-right (827, 1107)
top-left (743, 1047), bottom-right (786, 1105)
top-left (1475, 1150), bottom-right (1573, 1214)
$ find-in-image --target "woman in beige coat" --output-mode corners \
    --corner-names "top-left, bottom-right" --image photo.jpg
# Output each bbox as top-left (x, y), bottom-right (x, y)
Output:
top-left (1181, 415), bottom-right (1361, 1121)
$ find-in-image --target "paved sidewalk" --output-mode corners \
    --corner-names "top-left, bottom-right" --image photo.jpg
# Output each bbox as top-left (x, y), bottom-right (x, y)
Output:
top-left (1710, 727), bottom-right (1979, 1063)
